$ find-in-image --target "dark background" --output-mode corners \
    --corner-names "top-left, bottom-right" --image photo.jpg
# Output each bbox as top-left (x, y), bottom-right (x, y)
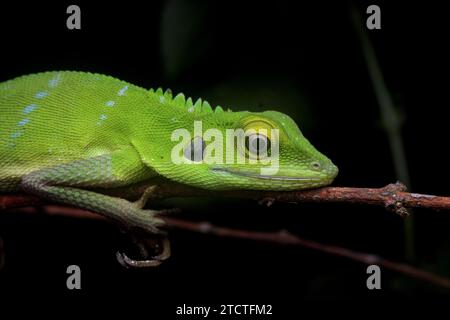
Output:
top-left (0, 0), bottom-right (449, 313)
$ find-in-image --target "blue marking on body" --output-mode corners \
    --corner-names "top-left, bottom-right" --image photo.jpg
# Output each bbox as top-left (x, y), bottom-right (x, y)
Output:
top-left (35, 91), bottom-right (48, 99)
top-left (48, 74), bottom-right (61, 87)
top-left (18, 118), bottom-right (30, 126)
top-left (10, 131), bottom-right (23, 139)
top-left (96, 114), bottom-right (108, 126)
top-left (105, 101), bottom-right (115, 107)
top-left (23, 104), bottom-right (38, 114)
top-left (118, 85), bottom-right (128, 96)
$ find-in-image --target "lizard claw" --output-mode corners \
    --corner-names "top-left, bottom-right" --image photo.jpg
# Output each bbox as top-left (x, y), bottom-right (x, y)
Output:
top-left (115, 205), bottom-right (179, 267)
top-left (116, 236), bottom-right (171, 268)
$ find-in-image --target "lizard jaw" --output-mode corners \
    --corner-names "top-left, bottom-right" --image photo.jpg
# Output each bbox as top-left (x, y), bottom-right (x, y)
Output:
top-left (211, 167), bottom-right (323, 182)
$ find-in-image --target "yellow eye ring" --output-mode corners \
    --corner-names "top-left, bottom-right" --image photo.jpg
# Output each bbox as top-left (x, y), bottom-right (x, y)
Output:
top-left (241, 118), bottom-right (275, 135)
top-left (236, 117), bottom-right (277, 160)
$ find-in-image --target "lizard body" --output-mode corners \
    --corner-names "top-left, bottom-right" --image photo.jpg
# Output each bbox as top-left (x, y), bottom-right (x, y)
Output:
top-left (0, 71), bottom-right (338, 234)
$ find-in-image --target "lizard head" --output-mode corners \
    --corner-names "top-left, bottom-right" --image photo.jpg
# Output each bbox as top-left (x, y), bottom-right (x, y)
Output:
top-left (145, 106), bottom-right (338, 191)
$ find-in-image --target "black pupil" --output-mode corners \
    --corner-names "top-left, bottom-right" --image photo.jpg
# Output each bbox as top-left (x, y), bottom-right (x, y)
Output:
top-left (246, 134), bottom-right (270, 157)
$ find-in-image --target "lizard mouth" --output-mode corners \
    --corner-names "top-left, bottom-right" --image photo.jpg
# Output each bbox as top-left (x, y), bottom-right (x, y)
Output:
top-left (211, 167), bottom-right (323, 181)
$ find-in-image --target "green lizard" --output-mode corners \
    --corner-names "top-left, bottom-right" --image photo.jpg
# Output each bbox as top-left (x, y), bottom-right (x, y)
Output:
top-left (0, 71), bottom-right (338, 265)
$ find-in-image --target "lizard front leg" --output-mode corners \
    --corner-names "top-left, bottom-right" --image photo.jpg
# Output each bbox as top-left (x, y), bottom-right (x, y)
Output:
top-left (20, 148), bottom-right (165, 234)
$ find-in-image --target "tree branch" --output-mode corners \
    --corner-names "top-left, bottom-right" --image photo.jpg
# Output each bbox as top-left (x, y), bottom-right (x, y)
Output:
top-left (2, 182), bottom-right (450, 216)
top-left (163, 217), bottom-right (450, 290)
top-left (2, 182), bottom-right (450, 289)
top-left (3, 203), bottom-right (450, 290)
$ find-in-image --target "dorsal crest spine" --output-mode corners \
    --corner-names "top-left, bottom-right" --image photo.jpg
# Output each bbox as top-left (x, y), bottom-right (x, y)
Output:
top-left (149, 87), bottom-right (229, 114)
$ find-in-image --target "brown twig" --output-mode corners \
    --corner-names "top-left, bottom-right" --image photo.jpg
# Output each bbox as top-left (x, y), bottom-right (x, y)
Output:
top-left (163, 217), bottom-right (450, 290)
top-left (2, 182), bottom-right (450, 217)
top-left (2, 182), bottom-right (450, 289)
top-left (2, 203), bottom-right (450, 289)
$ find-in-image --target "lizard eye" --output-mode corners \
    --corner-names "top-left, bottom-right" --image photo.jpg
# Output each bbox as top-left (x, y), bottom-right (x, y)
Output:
top-left (245, 133), bottom-right (271, 159)
top-left (184, 136), bottom-right (206, 162)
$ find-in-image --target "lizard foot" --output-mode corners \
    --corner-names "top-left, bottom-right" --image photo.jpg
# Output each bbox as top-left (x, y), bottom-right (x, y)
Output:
top-left (127, 206), bottom-right (180, 235)
top-left (116, 235), bottom-right (171, 268)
